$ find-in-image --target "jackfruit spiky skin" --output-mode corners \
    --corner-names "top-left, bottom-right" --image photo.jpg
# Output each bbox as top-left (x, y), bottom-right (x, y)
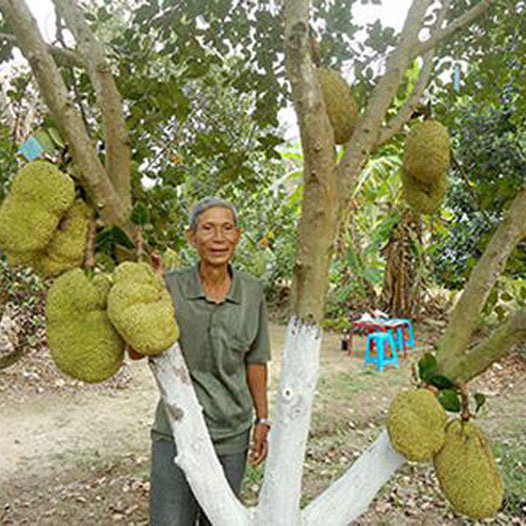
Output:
top-left (387, 389), bottom-right (447, 461)
top-left (33, 199), bottom-right (92, 278)
top-left (433, 419), bottom-right (504, 519)
top-left (316, 68), bottom-right (358, 145)
top-left (107, 262), bottom-right (179, 355)
top-left (0, 161), bottom-right (75, 253)
top-left (46, 269), bottom-right (125, 383)
top-left (403, 120), bottom-right (451, 184)
top-left (401, 170), bottom-right (447, 215)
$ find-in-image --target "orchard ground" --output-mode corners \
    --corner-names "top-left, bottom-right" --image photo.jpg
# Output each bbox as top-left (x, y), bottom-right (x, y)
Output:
top-left (0, 322), bottom-right (525, 526)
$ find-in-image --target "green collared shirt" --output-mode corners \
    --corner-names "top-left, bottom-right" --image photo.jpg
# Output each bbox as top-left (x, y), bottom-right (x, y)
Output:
top-left (151, 263), bottom-right (271, 454)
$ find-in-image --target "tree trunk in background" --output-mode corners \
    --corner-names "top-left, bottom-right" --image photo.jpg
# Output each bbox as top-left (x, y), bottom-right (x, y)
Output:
top-left (380, 210), bottom-right (420, 317)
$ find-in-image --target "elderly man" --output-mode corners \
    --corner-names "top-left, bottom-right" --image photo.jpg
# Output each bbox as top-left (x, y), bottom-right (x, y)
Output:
top-left (149, 197), bottom-right (271, 526)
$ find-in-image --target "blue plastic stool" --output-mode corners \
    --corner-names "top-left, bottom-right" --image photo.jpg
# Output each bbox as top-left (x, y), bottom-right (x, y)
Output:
top-left (391, 318), bottom-right (416, 353)
top-left (364, 332), bottom-right (399, 372)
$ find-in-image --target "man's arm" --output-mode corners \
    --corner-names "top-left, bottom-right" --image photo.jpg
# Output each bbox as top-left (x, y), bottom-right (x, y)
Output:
top-left (247, 363), bottom-right (270, 466)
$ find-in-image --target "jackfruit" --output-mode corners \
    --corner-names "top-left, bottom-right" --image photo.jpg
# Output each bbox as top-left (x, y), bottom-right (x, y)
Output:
top-left (107, 262), bottom-right (178, 355)
top-left (401, 170), bottom-right (447, 215)
top-left (316, 68), bottom-right (358, 145)
top-left (46, 268), bottom-right (125, 383)
top-left (33, 199), bottom-right (92, 278)
top-left (433, 419), bottom-right (504, 519)
top-left (387, 389), bottom-right (446, 461)
top-left (403, 120), bottom-right (451, 184)
top-left (0, 161), bottom-right (75, 253)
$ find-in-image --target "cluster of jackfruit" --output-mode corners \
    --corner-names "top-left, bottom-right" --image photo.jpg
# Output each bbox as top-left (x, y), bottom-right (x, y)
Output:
top-left (386, 389), bottom-right (504, 519)
top-left (401, 120), bottom-right (450, 215)
top-left (107, 262), bottom-right (179, 356)
top-left (316, 67), bottom-right (358, 145)
top-left (0, 161), bottom-right (90, 277)
top-left (45, 268), bottom-right (125, 383)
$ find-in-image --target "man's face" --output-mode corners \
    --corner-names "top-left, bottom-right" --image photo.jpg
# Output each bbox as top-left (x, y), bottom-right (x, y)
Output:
top-left (187, 206), bottom-right (240, 267)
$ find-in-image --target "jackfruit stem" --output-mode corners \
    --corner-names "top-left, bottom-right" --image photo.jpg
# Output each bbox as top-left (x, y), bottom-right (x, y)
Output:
top-left (459, 383), bottom-right (472, 421)
top-left (84, 219), bottom-right (97, 269)
top-left (135, 226), bottom-right (145, 262)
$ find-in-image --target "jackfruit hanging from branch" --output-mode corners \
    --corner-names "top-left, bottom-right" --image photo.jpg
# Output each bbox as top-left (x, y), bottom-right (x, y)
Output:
top-left (107, 262), bottom-right (179, 356)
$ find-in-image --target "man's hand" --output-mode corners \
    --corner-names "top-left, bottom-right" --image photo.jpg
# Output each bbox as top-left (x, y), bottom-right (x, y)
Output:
top-left (250, 422), bottom-right (270, 466)
top-left (126, 344), bottom-right (146, 361)
top-left (150, 250), bottom-right (165, 280)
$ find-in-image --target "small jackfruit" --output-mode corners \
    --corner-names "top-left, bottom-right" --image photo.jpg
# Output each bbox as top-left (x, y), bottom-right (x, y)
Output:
top-left (387, 389), bottom-right (447, 461)
top-left (46, 268), bottom-right (125, 383)
top-left (33, 199), bottom-right (92, 278)
top-left (0, 161), bottom-right (75, 254)
top-left (316, 68), bottom-right (358, 145)
top-left (401, 170), bottom-right (447, 215)
top-left (403, 120), bottom-right (451, 184)
top-left (433, 419), bottom-right (504, 519)
top-left (107, 262), bottom-right (179, 355)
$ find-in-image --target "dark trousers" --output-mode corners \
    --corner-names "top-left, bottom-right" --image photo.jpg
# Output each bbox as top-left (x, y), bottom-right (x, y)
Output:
top-left (149, 440), bottom-right (247, 526)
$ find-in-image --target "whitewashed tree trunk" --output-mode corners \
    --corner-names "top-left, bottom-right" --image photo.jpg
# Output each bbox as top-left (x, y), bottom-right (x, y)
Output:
top-left (257, 317), bottom-right (321, 526)
top-left (149, 344), bottom-right (254, 526)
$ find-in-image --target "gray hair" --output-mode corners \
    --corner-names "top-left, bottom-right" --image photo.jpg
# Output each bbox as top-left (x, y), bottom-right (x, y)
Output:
top-left (189, 197), bottom-right (239, 231)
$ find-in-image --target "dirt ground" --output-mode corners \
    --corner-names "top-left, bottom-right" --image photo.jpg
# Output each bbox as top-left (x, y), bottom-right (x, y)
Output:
top-left (0, 323), bottom-right (525, 525)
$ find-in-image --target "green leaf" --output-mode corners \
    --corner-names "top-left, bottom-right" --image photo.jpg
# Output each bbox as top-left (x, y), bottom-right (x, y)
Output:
top-left (500, 292), bottom-right (513, 302)
top-left (438, 389), bottom-right (461, 412)
top-left (428, 374), bottom-right (455, 390)
top-left (474, 393), bottom-right (486, 413)
top-left (131, 202), bottom-right (150, 225)
top-left (418, 353), bottom-right (439, 382)
top-left (95, 227), bottom-right (134, 251)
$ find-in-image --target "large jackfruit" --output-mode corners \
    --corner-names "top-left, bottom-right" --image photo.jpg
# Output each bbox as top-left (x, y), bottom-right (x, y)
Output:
top-left (401, 170), bottom-right (447, 215)
top-left (46, 269), bottom-right (125, 383)
top-left (316, 68), bottom-right (358, 145)
top-left (387, 389), bottom-right (447, 461)
top-left (403, 120), bottom-right (451, 184)
top-left (0, 161), bottom-right (75, 253)
top-left (433, 419), bottom-right (504, 519)
top-left (33, 199), bottom-right (92, 278)
top-left (107, 262), bottom-right (179, 355)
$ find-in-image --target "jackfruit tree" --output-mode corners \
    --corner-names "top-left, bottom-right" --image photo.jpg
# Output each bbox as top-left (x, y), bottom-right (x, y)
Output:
top-left (0, 0), bottom-right (525, 524)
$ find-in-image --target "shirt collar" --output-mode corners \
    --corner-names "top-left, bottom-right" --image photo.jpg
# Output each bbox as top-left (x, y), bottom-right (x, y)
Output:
top-left (184, 262), bottom-right (241, 304)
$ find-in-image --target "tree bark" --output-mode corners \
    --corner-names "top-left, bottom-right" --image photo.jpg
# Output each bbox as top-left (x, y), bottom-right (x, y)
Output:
top-left (442, 307), bottom-right (526, 383)
top-left (284, 0), bottom-right (339, 322)
top-left (437, 186), bottom-right (526, 373)
top-left (52, 0), bottom-right (132, 211)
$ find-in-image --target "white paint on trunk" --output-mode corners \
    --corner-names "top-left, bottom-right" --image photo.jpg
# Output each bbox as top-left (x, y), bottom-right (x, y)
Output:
top-left (303, 430), bottom-right (404, 526)
top-left (149, 343), bottom-right (252, 526)
top-left (257, 316), bottom-right (321, 526)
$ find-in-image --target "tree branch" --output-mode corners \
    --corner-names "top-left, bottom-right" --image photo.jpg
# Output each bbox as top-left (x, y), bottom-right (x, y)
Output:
top-left (437, 185), bottom-right (526, 373)
top-left (442, 308), bottom-right (526, 383)
top-left (52, 0), bottom-right (132, 211)
top-left (149, 343), bottom-right (252, 526)
top-left (412, 0), bottom-right (498, 58)
top-left (0, 0), bottom-right (131, 235)
top-left (303, 431), bottom-right (404, 526)
top-left (336, 0), bottom-right (433, 206)
top-left (0, 31), bottom-right (83, 67)
top-left (376, 0), bottom-right (452, 147)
